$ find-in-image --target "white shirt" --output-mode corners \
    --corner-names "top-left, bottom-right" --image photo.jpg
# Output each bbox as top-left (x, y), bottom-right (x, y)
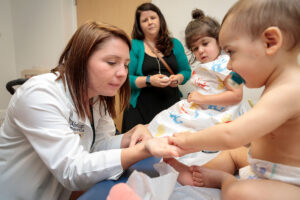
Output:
top-left (0, 73), bottom-right (124, 200)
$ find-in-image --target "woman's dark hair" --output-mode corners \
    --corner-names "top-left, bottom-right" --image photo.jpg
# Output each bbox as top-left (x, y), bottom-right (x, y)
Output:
top-left (185, 9), bottom-right (220, 50)
top-left (132, 3), bottom-right (173, 55)
top-left (51, 21), bottom-right (131, 120)
top-left (185, 9), bottom-right (220, 63)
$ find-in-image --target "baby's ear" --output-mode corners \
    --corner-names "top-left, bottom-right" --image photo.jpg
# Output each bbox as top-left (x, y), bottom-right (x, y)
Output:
top-left (261, 26), bottom-right (283, 55)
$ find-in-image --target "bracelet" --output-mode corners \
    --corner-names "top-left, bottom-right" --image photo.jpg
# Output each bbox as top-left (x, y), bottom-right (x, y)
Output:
top-left (146, 75), bottom-right (151, 87)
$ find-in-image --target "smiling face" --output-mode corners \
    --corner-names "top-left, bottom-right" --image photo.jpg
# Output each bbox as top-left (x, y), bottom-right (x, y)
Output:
top-left (219, 17), bottom-right (274, 88)
top-left (191, 36), bottom-right (220, 63)
top-left (87, 37), bottom-right (130, 98)
top-left (139, 10), bottom-right (160, 38)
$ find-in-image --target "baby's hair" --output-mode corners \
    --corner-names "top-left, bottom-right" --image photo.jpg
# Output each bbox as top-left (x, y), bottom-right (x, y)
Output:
top-left (185, 9), bottom-right (220, 50)
top-left (223, 0), bottom-right (300, 50)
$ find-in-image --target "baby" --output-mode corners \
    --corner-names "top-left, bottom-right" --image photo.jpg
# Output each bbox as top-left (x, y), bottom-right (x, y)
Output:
top-left (162, 0), bottom-right (300, 199)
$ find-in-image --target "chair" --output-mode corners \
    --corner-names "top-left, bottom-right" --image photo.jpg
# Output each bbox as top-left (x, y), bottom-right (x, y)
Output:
top-left (6, 78), bottom-right (28, 95)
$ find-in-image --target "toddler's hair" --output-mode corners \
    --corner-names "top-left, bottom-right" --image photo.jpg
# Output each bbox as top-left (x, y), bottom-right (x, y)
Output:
top-left (223, 0), bottom-right (300, 50)
top-left (185, 9), bottom-right (220, 50)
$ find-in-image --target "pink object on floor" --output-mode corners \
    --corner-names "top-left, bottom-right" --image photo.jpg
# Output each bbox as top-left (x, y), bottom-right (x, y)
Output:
top-left (106, 183), bottom-right (141, 200)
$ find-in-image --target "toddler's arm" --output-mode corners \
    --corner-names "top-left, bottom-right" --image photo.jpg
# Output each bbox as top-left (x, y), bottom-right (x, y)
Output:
top-left (187, 75), bottom-right (243, 106)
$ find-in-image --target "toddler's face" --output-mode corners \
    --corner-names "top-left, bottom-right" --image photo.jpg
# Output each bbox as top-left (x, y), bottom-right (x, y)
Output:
top-left (191, 36), bottom-right (220, 63)
top-left (219, 18), bottom-right (273, 88)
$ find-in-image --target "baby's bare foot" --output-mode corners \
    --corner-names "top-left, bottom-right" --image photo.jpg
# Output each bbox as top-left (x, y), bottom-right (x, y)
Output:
top-left (164, 158), bottom-right (194, 186)
top-left (191, 166), bottom-right (227, 188)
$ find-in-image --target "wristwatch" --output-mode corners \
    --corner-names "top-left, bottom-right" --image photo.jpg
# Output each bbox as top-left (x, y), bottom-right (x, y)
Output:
top-left (146, 75), bottom-right (151, 87)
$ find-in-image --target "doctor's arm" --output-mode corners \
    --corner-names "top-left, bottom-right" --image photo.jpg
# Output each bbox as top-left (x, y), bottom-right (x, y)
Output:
top-left (13, 84), bottom-right (129, 190)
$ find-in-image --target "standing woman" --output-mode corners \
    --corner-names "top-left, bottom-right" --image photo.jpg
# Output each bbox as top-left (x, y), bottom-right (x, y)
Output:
top-left (122, 3), bottom-right (191, 132)
top-left (0, 22), bottom-right (177, 200)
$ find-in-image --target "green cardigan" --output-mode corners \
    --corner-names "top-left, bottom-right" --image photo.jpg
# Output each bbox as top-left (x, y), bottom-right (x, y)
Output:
top-left (128, 38), bottom-right (191, 108)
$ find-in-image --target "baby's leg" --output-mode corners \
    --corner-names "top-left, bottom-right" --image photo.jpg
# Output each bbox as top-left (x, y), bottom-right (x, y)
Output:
top-left (190, 166), bottom-right (237, 188)
top-left (191, 166), bottom-right (300, 200)
top-left (203, 146), bottom-right (248, 174)
top-left (163, 158), bottom-right (194, 186)
top-left (221, 179), bottom-right (300, 200)
top-left (164, 158), bottom-right (232, 187)
top-left (165, 147), bottom-right (248, 186)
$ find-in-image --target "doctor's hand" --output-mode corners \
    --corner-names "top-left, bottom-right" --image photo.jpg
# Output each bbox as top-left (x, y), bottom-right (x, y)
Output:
top-left (145, 137), bottom-right (181, 158)
top-left (124, 124), bottom-right (152, 148)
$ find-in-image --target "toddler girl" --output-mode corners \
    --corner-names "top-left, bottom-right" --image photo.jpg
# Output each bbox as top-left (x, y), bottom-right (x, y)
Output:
top-left (147, 9), bottom-right (250, 163)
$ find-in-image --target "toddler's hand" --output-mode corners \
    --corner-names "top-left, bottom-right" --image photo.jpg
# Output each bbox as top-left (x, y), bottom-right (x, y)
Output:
top-left (187, 91), bottom-right (204, 105)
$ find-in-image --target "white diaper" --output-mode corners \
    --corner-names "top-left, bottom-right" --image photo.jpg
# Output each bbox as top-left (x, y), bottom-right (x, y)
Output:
top-left (239, 154), bottom-right (300, 186)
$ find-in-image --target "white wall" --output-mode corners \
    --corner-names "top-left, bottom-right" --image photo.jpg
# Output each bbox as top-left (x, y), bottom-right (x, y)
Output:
top-left (153, 0), bottom-right (264, 102)
top-left (11, 0), bottom-right (77, 75)
top-left (153, 0), bottom-right (238, 42)
top-left (0, 0), bottom-right (17, 111)
top-left (0, 0), bottom-right (77, 110)
top-left (0, 0), bottom-right (299, 112)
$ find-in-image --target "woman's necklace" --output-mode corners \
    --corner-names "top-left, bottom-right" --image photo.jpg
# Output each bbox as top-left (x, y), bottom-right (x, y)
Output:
top-left (156, 57), bottom-right (161, 74)
top-left (145, 40), bottom-right (162, 74)
top-left (144, 39), bottom-right (174, 75)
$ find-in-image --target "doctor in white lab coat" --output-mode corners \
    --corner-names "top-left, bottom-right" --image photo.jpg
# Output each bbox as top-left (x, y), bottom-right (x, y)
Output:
top-left (0, 21), bottom-right (178, 200)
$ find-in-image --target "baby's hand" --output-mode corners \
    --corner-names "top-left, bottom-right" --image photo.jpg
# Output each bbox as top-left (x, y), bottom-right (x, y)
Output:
top-left (128, 124), bottom-right (152, 147)
top-left (168, 132), bottom-right (198, 156)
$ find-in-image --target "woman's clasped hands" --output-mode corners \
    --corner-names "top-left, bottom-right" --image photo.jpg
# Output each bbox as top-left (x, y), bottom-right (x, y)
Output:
top-left (149, 74), bottom-right (171, 88)
top-left (169, 74), bottom-right (183, 88)
top-left (149, 74), bottom-right (183, 88)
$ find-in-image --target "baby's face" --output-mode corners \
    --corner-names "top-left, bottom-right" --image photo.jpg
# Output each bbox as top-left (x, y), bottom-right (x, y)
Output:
top-left (191, 36), bottom-right (220, 63)
top-left (219, 17), bottom-right (272, 88)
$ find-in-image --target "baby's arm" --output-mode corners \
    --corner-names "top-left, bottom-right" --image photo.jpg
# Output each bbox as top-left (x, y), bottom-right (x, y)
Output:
top-left (169, 84), bottom-right (297, 154)
top-left (188, 75), bottom-right (243, 106)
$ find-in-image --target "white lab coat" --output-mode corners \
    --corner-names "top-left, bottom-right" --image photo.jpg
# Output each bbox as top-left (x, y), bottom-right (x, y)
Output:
top-left (0, 73), bottom-right (124, 200)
